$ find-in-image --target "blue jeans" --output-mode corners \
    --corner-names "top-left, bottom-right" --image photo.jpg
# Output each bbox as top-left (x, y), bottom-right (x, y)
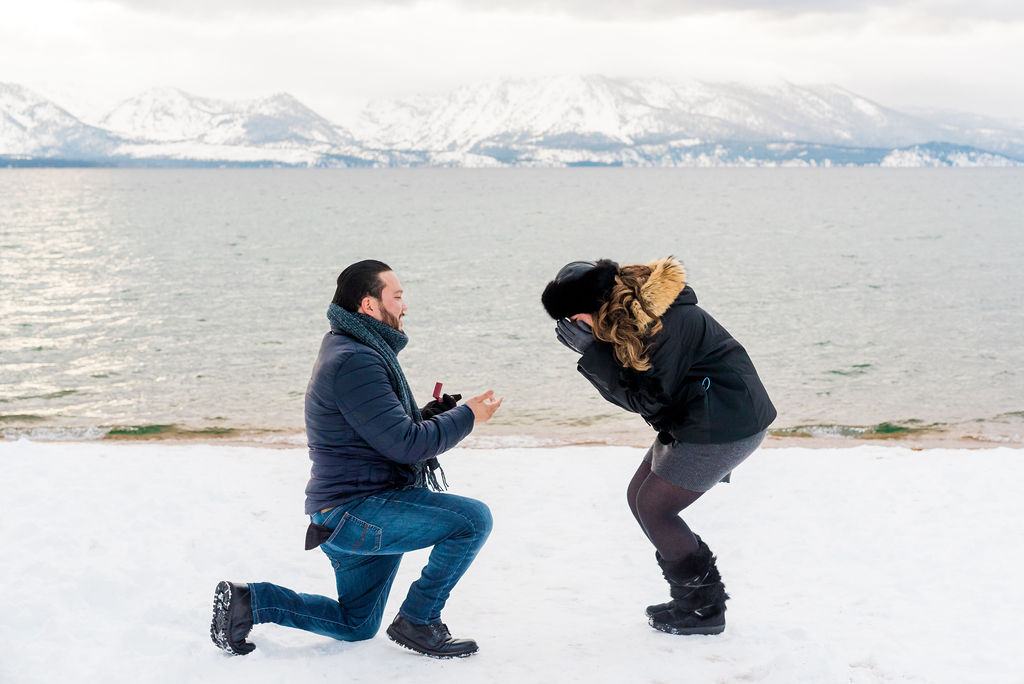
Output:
top-left (248, 487), bottom-right (492, 641)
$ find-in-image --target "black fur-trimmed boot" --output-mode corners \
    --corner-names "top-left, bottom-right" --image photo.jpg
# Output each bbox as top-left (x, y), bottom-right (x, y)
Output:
top-left (647, 539), bottom-right (729, 635)
top-left (645, 536), bottom-right (714, 617)
top-left (645, 551), bottom-right (675, 618)
top-left (210, 581), bottom-right (255, 655)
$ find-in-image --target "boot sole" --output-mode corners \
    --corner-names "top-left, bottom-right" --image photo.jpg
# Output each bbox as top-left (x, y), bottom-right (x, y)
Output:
top-left (385, 626), bottom-right (478, 659)
top-left (210, 581), bottom-right (254, 656)
top-left (649, 616), bottom-right (726, 636)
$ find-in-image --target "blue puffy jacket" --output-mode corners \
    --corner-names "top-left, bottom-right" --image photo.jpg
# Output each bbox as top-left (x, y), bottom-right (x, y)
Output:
top-left (303, 330), bottom-right (475, 514)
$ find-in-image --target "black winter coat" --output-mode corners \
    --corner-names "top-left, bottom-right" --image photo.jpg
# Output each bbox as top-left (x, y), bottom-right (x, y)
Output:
top-left (303, 330), bottom-right (475, 514)
top-left (577, 286), bottom-right (776, 444)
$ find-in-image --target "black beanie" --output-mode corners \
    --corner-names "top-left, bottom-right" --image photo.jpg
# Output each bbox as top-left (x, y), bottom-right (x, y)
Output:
top-left (541, 259), bottom-right (619, 319)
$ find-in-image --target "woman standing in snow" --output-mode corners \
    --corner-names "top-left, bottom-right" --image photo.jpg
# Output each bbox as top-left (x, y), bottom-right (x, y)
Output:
top-left (542, 257), bottom-right (776, 635)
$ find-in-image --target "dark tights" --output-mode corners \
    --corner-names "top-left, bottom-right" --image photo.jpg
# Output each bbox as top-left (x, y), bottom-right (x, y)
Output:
top-left (626, 460), bottom-right (704, 562)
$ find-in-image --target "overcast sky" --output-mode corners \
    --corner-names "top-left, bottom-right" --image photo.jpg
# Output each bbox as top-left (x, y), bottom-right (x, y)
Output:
top-left (2, 0), bottom-right (1022, 124)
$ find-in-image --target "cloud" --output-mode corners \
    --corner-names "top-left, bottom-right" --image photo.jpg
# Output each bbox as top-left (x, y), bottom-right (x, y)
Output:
top-left (85, 0), bottom-right (1024, 22)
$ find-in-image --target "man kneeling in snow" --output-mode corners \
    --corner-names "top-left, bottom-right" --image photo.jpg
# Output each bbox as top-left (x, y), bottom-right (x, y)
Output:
top-left (211, 259), bottom-right (502, 659)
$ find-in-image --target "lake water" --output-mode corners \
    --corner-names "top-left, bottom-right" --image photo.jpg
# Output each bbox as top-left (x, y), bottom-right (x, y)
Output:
top-left (1, 168), bottom-right (1022, 446)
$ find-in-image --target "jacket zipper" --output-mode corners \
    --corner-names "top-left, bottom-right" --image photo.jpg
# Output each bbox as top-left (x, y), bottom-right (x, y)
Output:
top-left (702, 377), bottom-right (712, 436)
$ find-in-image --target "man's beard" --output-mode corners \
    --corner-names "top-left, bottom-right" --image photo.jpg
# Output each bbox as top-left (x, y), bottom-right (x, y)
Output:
top-left (381, 308), bottom-right (403, 332)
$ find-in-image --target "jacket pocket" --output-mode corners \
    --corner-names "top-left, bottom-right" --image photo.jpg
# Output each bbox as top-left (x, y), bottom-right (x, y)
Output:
top-left (322, 512), bottom-right (382, 554)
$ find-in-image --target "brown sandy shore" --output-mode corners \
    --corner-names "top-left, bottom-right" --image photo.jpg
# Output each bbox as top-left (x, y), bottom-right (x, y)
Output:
top-left (4, 427), bottom-right (1017, 450)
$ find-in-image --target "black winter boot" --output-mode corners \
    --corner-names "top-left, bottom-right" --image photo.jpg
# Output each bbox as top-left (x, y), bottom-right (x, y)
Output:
top-left (210, 581), bottom-right (255, 655)
top-left (645, 537), bottom-right (715, 616)
top-left (645, 551), bottom-right (675, 617)
top-left (386, 613), bottom-right (479, 658)
top-left (647, 540), bottom-right (729, 635)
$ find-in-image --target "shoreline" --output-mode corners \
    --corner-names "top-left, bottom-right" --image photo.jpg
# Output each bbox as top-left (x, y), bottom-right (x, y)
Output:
top-left (2, 429), bottom-right (1019, 451)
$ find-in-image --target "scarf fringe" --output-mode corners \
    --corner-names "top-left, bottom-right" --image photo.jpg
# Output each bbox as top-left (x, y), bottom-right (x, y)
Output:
top-left (415, 457), bottom-right (448, 492)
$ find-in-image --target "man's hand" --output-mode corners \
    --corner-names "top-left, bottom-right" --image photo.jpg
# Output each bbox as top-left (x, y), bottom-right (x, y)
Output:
top-left (465, 390), bottom-right (503, 423)
top-left (556, 318), bottom-right (595, 354)
top-left (421, 393), bottom-right (462, 420)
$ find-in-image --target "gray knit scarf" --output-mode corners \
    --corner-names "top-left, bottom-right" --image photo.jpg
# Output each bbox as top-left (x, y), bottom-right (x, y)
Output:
top-left (327, 303), bottom-right (446, 491)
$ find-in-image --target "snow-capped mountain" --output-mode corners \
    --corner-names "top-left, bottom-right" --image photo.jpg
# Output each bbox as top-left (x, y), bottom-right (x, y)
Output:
top-left (354, 76), bottom-right (1021, 161)
top-left (903, 107), bottom-right (1024, 160)
top-left (101, 88), bottom-right (353, 146)
top-left (354, 76), bottom-right (926, 150)
top-left (92, 88), bottom-right (375, 166)
top-left (0, 83), bottom-right (118, 159)
top-left (2, 77), bottom-right (1023, 167)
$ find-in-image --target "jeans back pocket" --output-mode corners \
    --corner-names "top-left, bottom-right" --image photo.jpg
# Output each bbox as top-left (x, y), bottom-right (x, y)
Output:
top-left (322, 511), bottom-right (383, 555)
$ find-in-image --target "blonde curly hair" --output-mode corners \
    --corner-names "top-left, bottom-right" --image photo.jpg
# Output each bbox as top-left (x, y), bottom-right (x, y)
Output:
top-left (592, 258), bottom-right (686, 371)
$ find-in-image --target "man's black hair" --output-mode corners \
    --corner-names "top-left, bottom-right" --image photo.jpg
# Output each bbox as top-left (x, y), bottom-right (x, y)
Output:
top-left (332, 260), bottom-right (392, 312)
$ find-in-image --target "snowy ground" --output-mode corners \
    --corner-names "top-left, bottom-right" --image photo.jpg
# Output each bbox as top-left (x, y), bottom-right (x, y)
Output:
top-left (1, 439), bottom-right (1021, 683)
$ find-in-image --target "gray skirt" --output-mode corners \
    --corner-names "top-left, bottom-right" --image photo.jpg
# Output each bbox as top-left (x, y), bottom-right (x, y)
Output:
top-left (642, 429), bottom-right (767, 492)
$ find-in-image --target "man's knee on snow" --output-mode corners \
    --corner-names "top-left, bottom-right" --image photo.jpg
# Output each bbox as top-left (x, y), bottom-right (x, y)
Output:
top-left (346, 610), bottom-right (386, 642)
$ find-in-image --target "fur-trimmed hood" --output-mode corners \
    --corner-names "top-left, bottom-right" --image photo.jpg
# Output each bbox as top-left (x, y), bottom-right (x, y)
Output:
top-left (631, 256), bottom-right (687, 328)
